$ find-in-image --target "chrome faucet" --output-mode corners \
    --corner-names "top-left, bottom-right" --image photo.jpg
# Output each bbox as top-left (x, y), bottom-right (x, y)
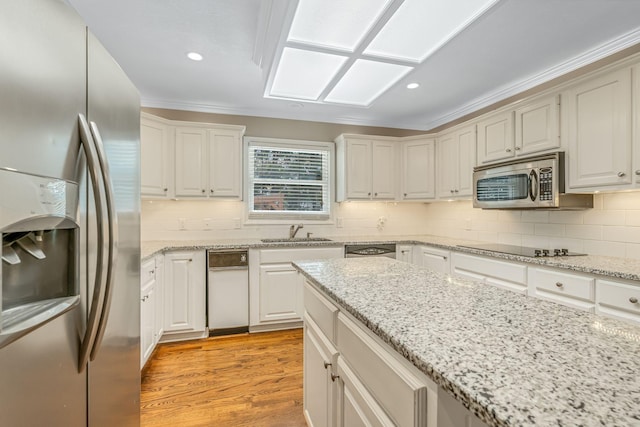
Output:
top-left (289, 224), bottom-right (304, 238)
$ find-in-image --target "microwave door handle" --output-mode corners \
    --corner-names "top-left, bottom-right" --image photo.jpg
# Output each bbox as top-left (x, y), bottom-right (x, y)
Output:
top-left (78, 114), bottom-right (107, 373)
top-left (88, 121), bottom-right (119, 362)
top-left (529, 170), bottom-right (538, 201)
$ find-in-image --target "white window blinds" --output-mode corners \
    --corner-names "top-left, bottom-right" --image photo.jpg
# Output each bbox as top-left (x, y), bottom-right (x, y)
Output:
top-left (247, 139), bottom-right (332, 219)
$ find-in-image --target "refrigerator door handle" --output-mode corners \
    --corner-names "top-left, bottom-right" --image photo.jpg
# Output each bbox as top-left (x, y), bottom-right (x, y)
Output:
top-left (88, 121), bottom-right (118, 361)
top-left (78, 114), bottom-right (108, 372)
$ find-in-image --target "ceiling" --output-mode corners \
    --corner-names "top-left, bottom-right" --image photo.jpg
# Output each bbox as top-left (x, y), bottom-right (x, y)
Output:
top-left (68, 0), bottom-right (640, 131)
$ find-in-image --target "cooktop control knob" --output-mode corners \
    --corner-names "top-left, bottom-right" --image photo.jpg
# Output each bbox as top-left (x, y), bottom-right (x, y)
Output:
top-left (561, 248), bottom-right (569, 256)
top-left (554, 249), bottom-right (561, 256)
top-left (542, 249), bottom-right (550, 257)
top-left (534, 249), bottom-right (542, 257)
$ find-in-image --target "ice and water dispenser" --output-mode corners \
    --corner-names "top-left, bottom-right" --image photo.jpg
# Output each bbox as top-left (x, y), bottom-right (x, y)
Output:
top-left (0, 168), bottom-right (80, 348)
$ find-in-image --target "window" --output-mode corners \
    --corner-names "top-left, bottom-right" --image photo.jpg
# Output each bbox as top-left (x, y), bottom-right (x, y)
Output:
top-left (246, 137), bottom-right (333, 220)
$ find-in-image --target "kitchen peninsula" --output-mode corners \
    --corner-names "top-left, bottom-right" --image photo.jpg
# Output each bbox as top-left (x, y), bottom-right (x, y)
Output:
top-left (294, 257), bottom-right (640, 427)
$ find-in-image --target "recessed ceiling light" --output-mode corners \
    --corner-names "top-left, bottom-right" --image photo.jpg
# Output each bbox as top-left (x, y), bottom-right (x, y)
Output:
top-left (187, 52), bottom-right (203, 61)
top-left (406, 82), bottom-right (420, 89)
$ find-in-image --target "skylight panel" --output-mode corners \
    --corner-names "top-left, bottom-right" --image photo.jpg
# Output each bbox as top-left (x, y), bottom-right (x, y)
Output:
top-left (287, 0), bottom-right (392, 51)
top-left (324, 59), bottom-right (412, 106)
top-left (269, 47), bottom-right (348, 100)
top-left (363, 0), bottom-right (499, 62)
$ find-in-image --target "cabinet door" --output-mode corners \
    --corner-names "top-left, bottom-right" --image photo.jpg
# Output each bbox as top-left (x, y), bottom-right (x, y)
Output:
top-left (476, 111), bottom-right (515, 164)
top-left (456, 125), bottom-right (476, 196)
top-left (163, 251), bottom-right (206, 333)
top-left (401, 139), bottom-right (435, 200)
top-left (634, 65), bottom-right (640, 186)
top-left (436, 132), bottom-right (457, 198)
top-left (175, 127), bottom-right (208, 197)
top-left (336, 357), bottom-right (395, 427)
top-left (140, 281), bottom-right (155, 368)
top-left (565, 68), bottom-right (632, 189)
top-left (154, 255), bottom-right (165, 342)
top-left (304, 316), bottom-right (338, 427)
top-left (345, 140), bottom-right (372, 199)
top-left (208, 128), bottom-right (242, 198)
top-left (140, 116), bottom-right (172, 197)
top-left (259, 263), bottom-right (303, 323)
top-left (514, 94), bottom-right (560, 156)
top-left (371, 141), bottom-right (396, 200)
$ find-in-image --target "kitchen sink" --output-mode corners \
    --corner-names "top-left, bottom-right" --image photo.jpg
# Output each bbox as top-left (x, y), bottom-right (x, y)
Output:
top-left (261, 237), bottom-right (333, 243)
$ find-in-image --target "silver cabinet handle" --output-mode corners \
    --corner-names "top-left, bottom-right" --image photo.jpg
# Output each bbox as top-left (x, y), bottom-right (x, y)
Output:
top-left (367, 192), bottom-right (371, 196)
top-left (163, 188), bottom-right (168, 192)
top-left (201, 189), bottom-right (206, 193)
top-left (555, 282), bottom-right (564, 288)
top-left (630, 297), bottom-right (638, 304)
top-left (505, 148), bottom-right (512, 152)
top-left (454, 189), bottom-right (459, 193)
top-left (450, 189), bottom-right (454, 193)
top-left (374, 192), bottom-right (378, 196)
top-left (78, 114), bottom-right (108, 372)
top-left (635, 170), bottom-right (640, 176)
top-left (514, 146), bottom-right (521, 151)
top-left (618, 172), bottom-right (626, 177)
top-left (88, 121), bottom-right (119, 363)
top-left (331, 373), bottom-right (340, 382)
top-left (323, 361), bottom-right (331, 369)
top-left (210, 189), bottom-right (214, 193)
top-left (403, 193), bottom-right (407, 197)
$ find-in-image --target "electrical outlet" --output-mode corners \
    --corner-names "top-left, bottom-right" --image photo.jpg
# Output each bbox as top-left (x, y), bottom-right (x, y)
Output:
top-left (178, 218), bottom-right (186, 230)
top-left (203, 218), bottom-right (212, 230)
top-left (336, 217), bottom-right (343, 228)
top-left (464, 218), bottom-right (472, 230)
top-left (233, 218), bottom-right (241, 229)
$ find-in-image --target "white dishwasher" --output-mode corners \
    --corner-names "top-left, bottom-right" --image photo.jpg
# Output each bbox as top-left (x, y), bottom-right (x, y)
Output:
top-left (207, 250), bottom-right (249, 336)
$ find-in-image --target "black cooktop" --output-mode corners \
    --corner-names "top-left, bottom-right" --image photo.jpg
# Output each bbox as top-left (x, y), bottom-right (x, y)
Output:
top-left (457, 243), bottom-right (586, 258)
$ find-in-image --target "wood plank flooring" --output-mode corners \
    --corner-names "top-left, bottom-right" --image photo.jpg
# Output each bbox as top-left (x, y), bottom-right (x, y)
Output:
top-left (141, 329), bottom-right (307, 427)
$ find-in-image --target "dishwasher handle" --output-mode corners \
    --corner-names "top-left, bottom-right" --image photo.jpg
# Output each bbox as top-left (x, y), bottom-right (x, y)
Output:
top-left (209, 265), bottom-right (249, 271)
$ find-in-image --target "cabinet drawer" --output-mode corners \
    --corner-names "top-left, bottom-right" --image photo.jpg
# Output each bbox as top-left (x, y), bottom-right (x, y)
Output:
top-left (304, 281), bottom-right (339, 342)
top-left (529, 267), bottom-right (595, 311)
top-left (596, 279), bottom-right (640, 324)
top-left (452, 253), bottom-right (526, 284)
top-left (336, 313), bottom-right (428, 427)
top-left (259, 247), bottom-right (343, 264)
top-left (141, 258), bottom-right (156, 287)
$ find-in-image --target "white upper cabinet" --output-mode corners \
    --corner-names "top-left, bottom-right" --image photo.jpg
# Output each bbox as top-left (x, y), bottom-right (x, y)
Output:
top-left (174, 123), bottom-right (245, 199)
top-left (633, 64), bottom-right (640, 186)
top-left (208, 128), bottom-right (243, 197)
top-left (140, 113), bottom-right (174, 198)
top-left (563, 67), bottom-right (632, 190)
top-left (175, 127), bottom-right (208, 197)
top-left (401, 137), bottom-right (435, 200)
top-left (336, 135), bottom-right (397, 201)
top-left (436, 124), bottom-right (476, 199)
top-left (514, 94), bottom-right (561, 157)
top-left (476, 110), bottom-right (514, 164)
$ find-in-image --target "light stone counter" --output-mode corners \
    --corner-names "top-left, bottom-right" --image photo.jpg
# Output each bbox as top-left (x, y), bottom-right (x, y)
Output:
top-left (294, 257), bottom-right (640, 427)
top-left (141, 234), bottom-right (640, 282)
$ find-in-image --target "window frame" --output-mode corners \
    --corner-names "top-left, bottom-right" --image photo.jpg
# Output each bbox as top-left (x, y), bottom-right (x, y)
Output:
top-left (244, 136), bottom-right (335, 223)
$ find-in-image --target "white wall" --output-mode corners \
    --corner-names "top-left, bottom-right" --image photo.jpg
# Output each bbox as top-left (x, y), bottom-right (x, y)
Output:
top-left (142, 192), bottom-right (640, 259)
top-left (141, 200), bottom-right (432, 241)
top-left (422, 191), bottom-right (640, 259)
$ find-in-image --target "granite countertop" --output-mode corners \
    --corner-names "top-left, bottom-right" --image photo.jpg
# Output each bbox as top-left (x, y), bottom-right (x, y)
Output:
top-left (293, 257), bottom-right (640, 427)
top-left (141, 234), bottom-right (640, 282)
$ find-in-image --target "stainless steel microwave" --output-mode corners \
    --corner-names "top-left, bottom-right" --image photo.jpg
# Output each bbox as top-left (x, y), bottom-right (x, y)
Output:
top-left (472, 152), bottom-right (593, 209)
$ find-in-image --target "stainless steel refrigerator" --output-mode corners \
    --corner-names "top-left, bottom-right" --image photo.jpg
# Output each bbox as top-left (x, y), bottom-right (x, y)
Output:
top-left (0, 0), bottom-right (141, 425)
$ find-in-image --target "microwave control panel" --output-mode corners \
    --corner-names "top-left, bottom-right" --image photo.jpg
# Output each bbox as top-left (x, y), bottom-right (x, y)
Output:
top-left (539, 167), bottom-right (553, 201)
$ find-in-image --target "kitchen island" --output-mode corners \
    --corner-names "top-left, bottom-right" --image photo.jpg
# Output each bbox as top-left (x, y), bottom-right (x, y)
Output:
top-left (294, 257), bottom-right (640, 427)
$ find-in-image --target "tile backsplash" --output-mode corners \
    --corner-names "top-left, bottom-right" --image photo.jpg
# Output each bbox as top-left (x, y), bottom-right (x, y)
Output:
top-left (141, 191), bottom-right (640, 259)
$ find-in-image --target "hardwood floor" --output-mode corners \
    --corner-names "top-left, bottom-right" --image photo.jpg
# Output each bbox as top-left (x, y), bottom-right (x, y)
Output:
top-left (141, 329), bottom-right (307, 427)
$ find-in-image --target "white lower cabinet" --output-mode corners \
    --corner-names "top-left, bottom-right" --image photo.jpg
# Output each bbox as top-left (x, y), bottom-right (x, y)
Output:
top-left (396, 245), bottom-right (414, 263)
top-left (336, 356), bottom-right (394, 427)
top-left (451, 252), bottom-right (528, 294)
top-left (528, 266), bottom-right (595, 312)
top-left (304, 280), bottom-right (439, 427)
top-left (596, 278), bottom-right (640, 324)
top-left (162, 250), bottom-right (207, 341)
top-left (249, 247), bottom-right (343, 332)
top-left (437, 388), bottom-right (488, 427)
top-left (140, 254), bottom-right (166, 368)
top-left (304, 314), bottom-right (339, 427)
top-left (416, 246), bottom-right (450, 274)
